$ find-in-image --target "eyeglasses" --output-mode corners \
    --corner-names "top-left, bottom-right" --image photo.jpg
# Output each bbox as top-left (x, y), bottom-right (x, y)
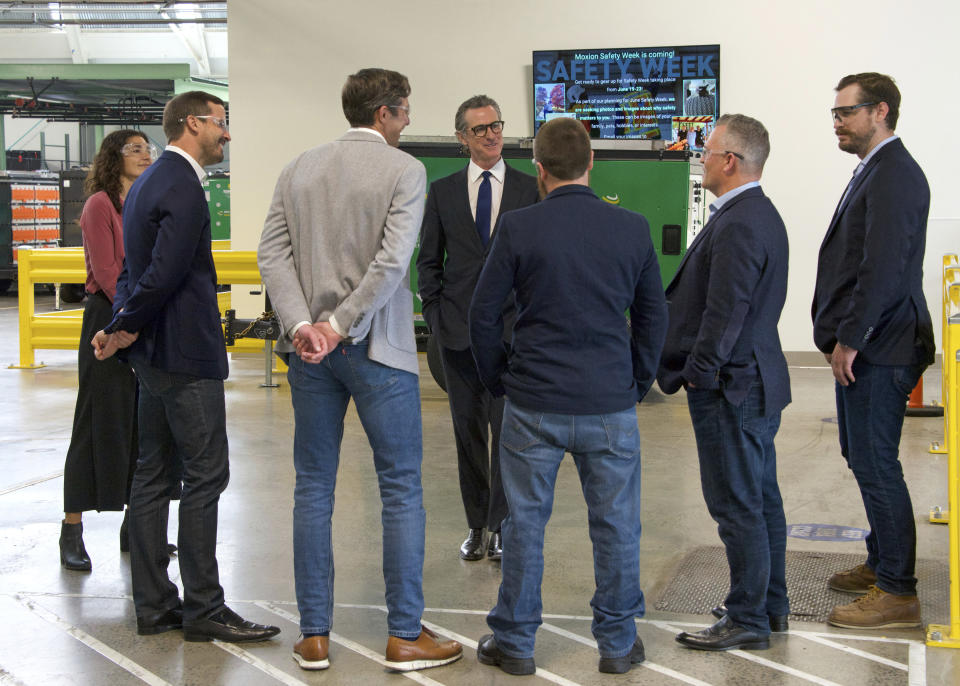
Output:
top-left (387, 104), bottom-right (410, 116)
top-left (830, 102), bottom-right (876, 123)
top-left (702, 147), bottom-right (744, 161)
top-left (179, 114), bottom-right (229, 130)
top-left (121, 142), bottom-right (158, 159)
top-left (465, 120), bottom-right (504, 137)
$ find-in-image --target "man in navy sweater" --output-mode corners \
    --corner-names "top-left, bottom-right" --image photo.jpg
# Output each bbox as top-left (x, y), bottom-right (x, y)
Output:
top-left (469, 117), bottom-right (667, 676)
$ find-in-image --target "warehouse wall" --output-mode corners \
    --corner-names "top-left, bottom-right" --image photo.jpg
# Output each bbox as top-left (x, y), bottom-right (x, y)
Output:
top-left (227, 0), bottom-right (959, 355)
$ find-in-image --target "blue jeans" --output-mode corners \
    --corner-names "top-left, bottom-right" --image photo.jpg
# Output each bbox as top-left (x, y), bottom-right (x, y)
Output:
top-left (835, 359), bottom-right (924, 595)
top-left (687, 382), bottom-right (787, 636)
top-left (129, 362), bottom-right (228, 623)
top-left (488, 400), bottom-right (644, 659)
top-left (286, 342), bottom-right (425, 638)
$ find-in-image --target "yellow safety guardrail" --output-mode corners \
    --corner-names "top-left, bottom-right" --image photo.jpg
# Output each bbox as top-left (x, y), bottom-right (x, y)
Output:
top-left (11, 247), bottom-right (268, 369)
top-left (927, 259), bottom-right (960, 648)
top-left (932, 254), bottom-right (959, 455)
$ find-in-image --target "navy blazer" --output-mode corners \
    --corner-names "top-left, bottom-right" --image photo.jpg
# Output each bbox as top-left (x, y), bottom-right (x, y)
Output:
top-left (657, 186), bottom-right (791, 415)
top-left (417, 164), bottom-right (538, 351)
top-left (470, 184), bottom-right (667, 415)
top-left (812, 138), bottom-right (935, 366)
top-left (109, 150), bottom-right (228, 380)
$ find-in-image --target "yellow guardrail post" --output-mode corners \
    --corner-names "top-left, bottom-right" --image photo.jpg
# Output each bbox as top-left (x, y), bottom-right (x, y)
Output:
top-left (932, 255), bottom-right (959, 454)
top-left (927, 305), bottom-right (960, 647)
top-left (13, 249), bottom-right (43, 368)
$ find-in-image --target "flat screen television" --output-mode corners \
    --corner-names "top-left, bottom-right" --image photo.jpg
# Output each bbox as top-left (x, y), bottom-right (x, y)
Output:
top-left (532, 44), bottom-right (720, 150)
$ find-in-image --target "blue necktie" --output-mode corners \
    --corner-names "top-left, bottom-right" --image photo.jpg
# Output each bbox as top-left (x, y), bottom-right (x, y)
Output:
top-left (475, 171), bottom-right (492, 247)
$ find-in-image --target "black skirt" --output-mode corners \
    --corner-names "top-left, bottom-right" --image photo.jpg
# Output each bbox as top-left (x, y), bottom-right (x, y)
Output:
top-left (62, 291), bottom-right (138, 512)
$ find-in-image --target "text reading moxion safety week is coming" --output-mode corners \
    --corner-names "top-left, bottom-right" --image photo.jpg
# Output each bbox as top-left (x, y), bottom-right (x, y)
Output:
top-left (535, 52), bottom-right (717, 82)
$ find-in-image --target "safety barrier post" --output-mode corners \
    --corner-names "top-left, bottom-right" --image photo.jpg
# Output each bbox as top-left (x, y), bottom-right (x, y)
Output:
top-left (927, 304), bottom-right (960, 647)
top-left (12, 249), bottom-right (43, 368)
top-left (932, 255), bottom-right (959, 454)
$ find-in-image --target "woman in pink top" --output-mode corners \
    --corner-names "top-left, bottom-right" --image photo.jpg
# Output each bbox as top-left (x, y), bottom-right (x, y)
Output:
top-left (59, 130), bottom-right (156, 571)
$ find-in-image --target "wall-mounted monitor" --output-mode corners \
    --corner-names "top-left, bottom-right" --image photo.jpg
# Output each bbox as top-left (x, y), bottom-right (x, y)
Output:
top-left (532, 44), bottom-right (720, 150)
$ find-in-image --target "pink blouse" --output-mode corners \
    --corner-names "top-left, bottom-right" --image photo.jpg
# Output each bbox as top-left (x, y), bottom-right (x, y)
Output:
top-left (79, 191), bottom-right (125, 302)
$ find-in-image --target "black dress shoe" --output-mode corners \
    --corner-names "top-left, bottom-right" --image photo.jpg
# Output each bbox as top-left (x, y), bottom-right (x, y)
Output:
top-left (137, 607), bottom-right (184, 635)
top-left (598, 636), bottom-right (645, 673)
top-left (486, 531), bottom-right (502, 560)
top-left (711, 604), bottom-right (789, 632)
top-left (676, 615), bottom-right (769, 651)
top-left (183, 606), bottom-right (281, 643)
top-left (477, 633), bottom-right (535, 675)
top-left (60, 521), bottom-right (91, 571)
top-left (459, 528), bottom-right (486, 561)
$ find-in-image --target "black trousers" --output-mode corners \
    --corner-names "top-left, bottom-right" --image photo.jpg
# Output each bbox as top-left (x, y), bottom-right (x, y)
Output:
top-left (439, 345), bottom-right (507, 531)
top-left (129, 361), bottom-right (228, 623)
top-left (63, 291), bottom-right (138, 512)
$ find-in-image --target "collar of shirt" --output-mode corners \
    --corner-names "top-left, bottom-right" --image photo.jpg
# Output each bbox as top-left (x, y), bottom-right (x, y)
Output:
top-left (468, 157), bottom-right (505, 185)
top-left (854, 134), bottom-right (898, 177)
top-left (165, 145), bottom-right (207, 183)
top-left (348, 127), bottom-right (387, 144)
top-left (709, 180), bottom-right (759, 213)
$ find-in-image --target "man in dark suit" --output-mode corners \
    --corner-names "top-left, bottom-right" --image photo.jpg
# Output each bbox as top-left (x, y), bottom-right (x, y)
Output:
top-left (417, 95), bottom-right (538, 561)
top-left (93, 91), bottom-right (279, 643)
top-left (470, 117), bottom-right (666, 676)
top-left (658, 114), bottom-right (790, 652)
top-left (813, 73), bottom-right (934, 630)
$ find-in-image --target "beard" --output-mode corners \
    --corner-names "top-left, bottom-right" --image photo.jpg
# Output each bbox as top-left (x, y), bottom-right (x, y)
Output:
top-left (537, 174), bottom-right (547, 200)
top-left (837, 124), bottom-right (876, 156)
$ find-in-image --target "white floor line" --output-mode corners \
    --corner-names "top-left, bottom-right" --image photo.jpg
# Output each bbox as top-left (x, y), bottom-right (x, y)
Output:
top-left (907, 641), bottom-right (926, 686)
top-left (211, 641), bottom-right (310, 686)
top-left (0, 470), bottom-right (63, 495)
top-left (651, 620), bottom-right (844, 686)
top-left (255, 601), bottom-right (448, 686)
top-left (541, 622), bottom-right (713, 686)
top-left (15, 595), bottom-right (172, 686)
top-left (792, 630), bottom-right (907, 671)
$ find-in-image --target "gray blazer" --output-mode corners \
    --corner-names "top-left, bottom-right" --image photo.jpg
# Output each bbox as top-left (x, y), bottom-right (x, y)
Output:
top-left (258, 129), bottom-right (427, 375)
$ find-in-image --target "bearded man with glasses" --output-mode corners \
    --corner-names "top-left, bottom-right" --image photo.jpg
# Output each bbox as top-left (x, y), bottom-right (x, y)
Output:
top-left (813, 72), bottom-right (935, 630)
top-left (417, 95), bottom-right (538, 563)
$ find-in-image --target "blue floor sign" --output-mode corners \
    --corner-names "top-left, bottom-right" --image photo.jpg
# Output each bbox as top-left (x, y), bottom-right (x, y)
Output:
top-left (787, 523), bottom-right (868, 541)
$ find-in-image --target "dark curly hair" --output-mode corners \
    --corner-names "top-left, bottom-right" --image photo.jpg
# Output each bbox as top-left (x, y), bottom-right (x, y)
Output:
top-left (85, 129), bottom-right (148, 213)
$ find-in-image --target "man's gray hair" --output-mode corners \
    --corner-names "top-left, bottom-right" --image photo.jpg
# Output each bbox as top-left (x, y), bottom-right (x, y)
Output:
top-left (715, 113), bottom-right (770, 174)
top-left (454, 95), bottom-right (501, 132)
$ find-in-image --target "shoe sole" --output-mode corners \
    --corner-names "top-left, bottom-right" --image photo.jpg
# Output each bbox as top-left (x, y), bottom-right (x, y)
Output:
top-left (183, 630), bottom-right (280, 643)
top-left (827, 618), bottom-right (922, 630)
top-left (293, 652), bottom-right (330, 670)
top-left (828, 582), bottom-right (871, 594)
top-left (478, 650), bottom-right (535, 675)
top-left (676, 638), bottom-right (770, 652)
top-left (384, 651), bottom-right (462, 672)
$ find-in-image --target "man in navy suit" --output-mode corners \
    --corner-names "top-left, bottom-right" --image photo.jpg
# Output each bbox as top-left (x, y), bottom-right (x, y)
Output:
top-left (658, 114), bottom-right (790, 652)
top-left (470, 117), bottom-right (666, 675)
top-left (94, 91), bottom-right (279, 643)
top-left (417, 95), bottom-right (538, 561)
top-left (813, 73), bottom-right (934, 630)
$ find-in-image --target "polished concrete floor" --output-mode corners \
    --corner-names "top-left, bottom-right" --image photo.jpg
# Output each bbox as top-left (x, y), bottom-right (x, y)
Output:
top-left (0, 291), bottom-right (957, 685)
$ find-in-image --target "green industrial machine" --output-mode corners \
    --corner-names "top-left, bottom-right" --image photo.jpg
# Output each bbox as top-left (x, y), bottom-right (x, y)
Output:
top-left (400, 140), bottom-right (704, 388)
top-left (204, 172), bottom-right (231, 241)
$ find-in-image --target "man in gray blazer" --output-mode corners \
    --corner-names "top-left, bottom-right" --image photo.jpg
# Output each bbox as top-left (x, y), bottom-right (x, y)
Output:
top-left (258, 68), bottom-right (462, 674)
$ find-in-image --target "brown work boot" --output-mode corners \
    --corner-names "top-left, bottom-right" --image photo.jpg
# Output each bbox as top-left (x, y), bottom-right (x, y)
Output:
top-left (828, 563), bottom-right (877, 594)
top-left (827, 585), bottom-right (921, 629)
top-left (384, 627), bottom-right (463, 671)
top-left (293, 634), bottom-right (329, 670)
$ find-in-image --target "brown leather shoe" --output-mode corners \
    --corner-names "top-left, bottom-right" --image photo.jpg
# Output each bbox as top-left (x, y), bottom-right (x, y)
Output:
top-left (293, 635), bottom-right (329, 670)
top-left (827, 585), bottom-right (921, 629)
top-left (828, 563), bottom-right (877, 594)
top-left (384, 627), bottom-right (463, 672)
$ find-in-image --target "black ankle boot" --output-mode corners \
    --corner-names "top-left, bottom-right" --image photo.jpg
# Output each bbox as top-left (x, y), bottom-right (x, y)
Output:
top-left (60, 521), bottom-right (91, 571)
top-left (119, 510), bottom-right (129, 552)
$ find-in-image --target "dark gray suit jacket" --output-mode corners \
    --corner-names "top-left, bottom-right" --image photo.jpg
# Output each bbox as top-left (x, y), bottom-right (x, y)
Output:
top-left (417, 163), bottom-right (538, 351)
top-left (812, 138), bottom-right (935, 366)
top-left (657, 185), bottom-right (791, 415)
